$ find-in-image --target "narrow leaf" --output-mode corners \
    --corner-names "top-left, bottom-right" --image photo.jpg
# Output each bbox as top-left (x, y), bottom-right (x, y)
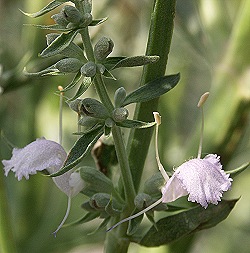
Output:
top-left (23, 65), bottom-right (60, 77)
top-left (89, 17), bottom-right (108, 26)
top-left (64, 212), bottom-right (100, 227)
top-left (26, 24), bottom-right (71, 31)
top-left (116, 119), bottom-right (156, 129)
top-left (137, 199), bottom-right (238, 247)
top-left (111, 56), bottom-right (159, 70)
top-left (122, 73), bottom-right (180, 106)
top-left (62, 72), bottom-right (82, 92)
top-left (40, 30), bottom-right (79, 58)
top-left (20, 0), bottom-right (66, 18)
top-left (102, 57), bottom-right (126, 70)
top-left (50, 126), bottom-right (104, 177)
top-left (68, 77), bottom-right (92, 101)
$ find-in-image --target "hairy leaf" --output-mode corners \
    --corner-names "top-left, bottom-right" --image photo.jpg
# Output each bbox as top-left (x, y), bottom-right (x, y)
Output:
top-left (116, 119), bottom-right (156, 129)
top-left (136, 199), bottom-right (238, 247)
top-left (20, 0), bottom-right (67, 18)
top-left (40, 30), bottom-right (79, 58)
top-left (122, 73), bottom-right (180, 106)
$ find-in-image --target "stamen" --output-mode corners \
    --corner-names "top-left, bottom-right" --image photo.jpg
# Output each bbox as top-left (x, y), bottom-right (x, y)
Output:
top-left (197, 92), bottom-right (209, 159)
top-left (58, 86), bottom-right (64, 145)
top-left (153, 112), bottom-right (169, 182)
top-left (52, 196), bottom-right (72, 237)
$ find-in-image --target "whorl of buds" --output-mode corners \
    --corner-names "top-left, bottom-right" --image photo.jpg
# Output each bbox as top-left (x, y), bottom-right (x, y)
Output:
top-left (94, 37), bottom-right (114, 61)
top-left (55, 58), bottom-right (83, 73)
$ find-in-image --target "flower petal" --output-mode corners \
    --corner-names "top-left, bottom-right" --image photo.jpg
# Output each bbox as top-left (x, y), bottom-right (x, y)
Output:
top-left (162, 154), bottom-right (232, 208)
top-left (2, 138), bottom-right (67, 181)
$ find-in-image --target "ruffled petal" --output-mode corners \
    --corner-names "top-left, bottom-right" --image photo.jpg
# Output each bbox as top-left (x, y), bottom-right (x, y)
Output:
top-left (161, 154), bottom-right (232, 208)
top-left (2, 138), bottom-right (67, 181)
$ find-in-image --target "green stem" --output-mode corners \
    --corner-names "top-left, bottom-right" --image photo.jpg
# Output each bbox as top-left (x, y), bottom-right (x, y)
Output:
top-left (127, 0), bottom-right (177, 192)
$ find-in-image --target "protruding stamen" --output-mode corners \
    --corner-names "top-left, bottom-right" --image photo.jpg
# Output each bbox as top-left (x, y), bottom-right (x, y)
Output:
top-left (153, 112), bottom-right (169, 182)
top-left (52, 196), bottom-right (72, 237)
top-left (58, 86), bottom-right (64, 145)
top-left (197, 92), bottom-right (209, 159)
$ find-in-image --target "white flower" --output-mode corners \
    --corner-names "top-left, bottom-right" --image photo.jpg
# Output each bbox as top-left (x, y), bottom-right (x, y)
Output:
top-left (2, 138), bottom-right (67, 181)
top-left (161, 154), bottom-right (233, 208)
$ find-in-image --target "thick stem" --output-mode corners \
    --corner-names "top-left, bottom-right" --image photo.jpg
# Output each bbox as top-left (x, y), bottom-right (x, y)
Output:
top-left (127, 0), bottom-right (177, 192)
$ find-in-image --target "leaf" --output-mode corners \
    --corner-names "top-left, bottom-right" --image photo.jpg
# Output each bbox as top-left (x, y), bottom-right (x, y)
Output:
top-left (127, 211), bottom-right (144, 236)
top-left (62, 72), bottom-right (82, 92)
top-left (40, 30), bottom-right (79, 58)
top-left (20, 0), bottom-right (67, 18)
top-left (23, 65), bottom-right (60, 77)
top-left (122, 73), bottom-right (180, 106)
top-left (89, 17), bottom-right (108, 26)
top-left (102, 57), bottom-right (126, 70)
top-left (64, 212), bottom-right (100, 227)
top-left (136, 199), bottom-right (238, 247)
top-left (227, 162), bottom-right (250, 178)
top-left (50, 126), bottom-right (104, 177)
top-left (26, 24), bottom-right (71, 32)
top-left (68, 76), bottom-right (92, 101)
top-left (116, 119), bottom-right (156, 129)
top-left (111, 56), bottom-right (159, 70)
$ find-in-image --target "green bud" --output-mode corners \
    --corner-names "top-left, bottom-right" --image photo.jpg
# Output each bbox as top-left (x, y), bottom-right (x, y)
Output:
top-left (105, 118), bottom-right (114, 128)
top-left (94, 37), bottom-right (114, 61)
top-left (78, 116), bottom-right (104, 128)
top-left (82, 13), bottom-right (93, 27)
top-left (89, 193), bottom-right (111, 210)
top-left (51, 13), bottom-right (69, 26)
top-left (134, 193), bottom-right (153, 210)
top-left (61, 5), bottom-right (82, 24)
top-left (79, 98), bottom-right (110, 119)
top-left (67, 99), bottom-right (81, 113)
top-left (55, 58), bottom-right (83, 73)
top-left (97, 64), bottom-right (106, 74)
top-left (81, 62), bottom-right (97, 77)
top-left (114, 87), bottom-right (127, 108)
top-left (143, 172), bottom-right (165, 197)
top-left (112, 107), bottom-right (129, 122)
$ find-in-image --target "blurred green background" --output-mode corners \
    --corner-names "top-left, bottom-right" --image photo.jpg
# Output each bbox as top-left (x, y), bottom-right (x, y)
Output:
top-left (0, 0), bottom-right (249, 252)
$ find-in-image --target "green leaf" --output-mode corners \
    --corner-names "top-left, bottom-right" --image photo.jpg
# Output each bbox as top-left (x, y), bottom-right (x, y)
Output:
top-left (136, 199), bottom-right (238, 247)
top-left (64, 212), bottom-right (100, 227)
top-left (116, 119), bottom-right (156, 129)
top-left (80, 166), bottom-right (114, 197)
top-left (50, 126), bottom-right (104, 177)
top-left (111, 56), bottom-right (159, 70)
top-left (26, 24), bottom-right (71, 32)
top-left (68, 76), bottom-right (92, 101)
top-left (127, 211), bottom-right (144, 236)
top-left (89, 17), bottom-right (108, 26)
top-left (122, 73), bottom-right (180, 106)
top-left (62, 72), bottom-right (82, 92)
top-left (227, 162), bottom-right (250, 178)
top-left (102, 57), bottom-right (126, 70)
top-left (20, 0), bottom-right (67, 18)
top-left (23, 65), bottom-right (61, 77)
top-left (40, 30), bottom-right (79, 58)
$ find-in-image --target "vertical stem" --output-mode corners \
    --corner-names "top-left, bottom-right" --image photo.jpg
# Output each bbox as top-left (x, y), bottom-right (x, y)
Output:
top-left (127, 0), bottom-right (177, 192)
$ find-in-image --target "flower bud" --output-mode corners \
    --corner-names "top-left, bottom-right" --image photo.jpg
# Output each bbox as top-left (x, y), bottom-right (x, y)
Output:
top-left (112, 107), bottom-right (129, 122)
top-left (94, 37), bottom-right (114, 61)
top-left (51, 13), bottom-right (69, 26)
top-left (61, 5), bottom-right (82, 24)
top-left (89, 193), bottom-right (111, 210)
top-left (55, 58), bottom-right (83, 73)
top-left (80, 62), bottom-right (97, 77)
top-left (114, 87), bottom-right (127, 108)
top-left (79, 98), bottom-right (110, 119)
top-left (82, 13), bottom-right (93, 27)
